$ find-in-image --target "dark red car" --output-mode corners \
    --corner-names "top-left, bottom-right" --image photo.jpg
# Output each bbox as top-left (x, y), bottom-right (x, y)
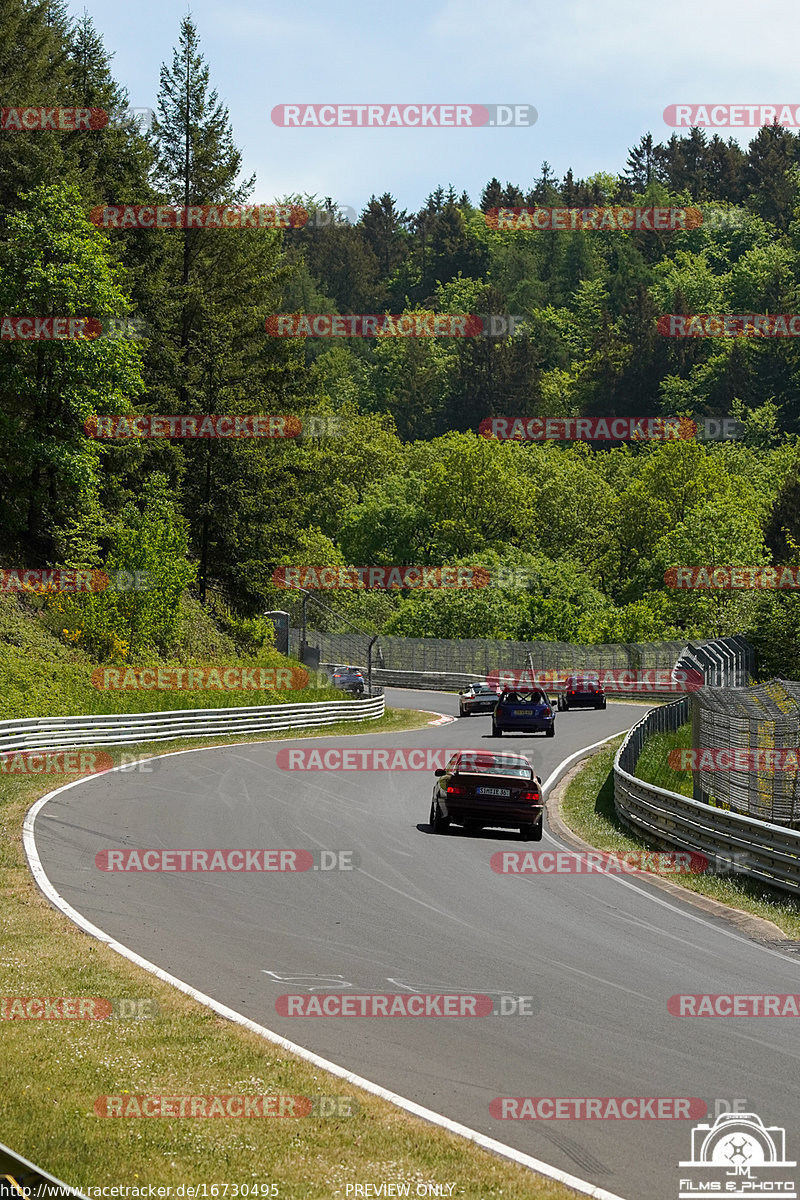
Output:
top-left (429, 750), bottom-right (544, 840)
top-left (557, 673), bottom-right (606, 710)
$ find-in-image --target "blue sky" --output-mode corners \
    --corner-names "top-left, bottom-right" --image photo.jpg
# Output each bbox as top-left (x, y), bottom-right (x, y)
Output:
top-left (86, 0), bottom-right (797, 215)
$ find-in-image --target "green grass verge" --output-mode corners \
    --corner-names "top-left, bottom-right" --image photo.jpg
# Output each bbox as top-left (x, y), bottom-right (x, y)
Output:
top-left (560, 738), bottom-right (800, 939)
top-left (0, 708), bottom-right (582, 1200)
top-left (633, 723), bottom-right (694, 797)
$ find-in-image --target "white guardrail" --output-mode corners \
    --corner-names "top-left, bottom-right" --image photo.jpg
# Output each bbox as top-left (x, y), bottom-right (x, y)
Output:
top-left (614, 699), bottom-right (800, 898)
top-left (0, 696), bottom-right (385, 757)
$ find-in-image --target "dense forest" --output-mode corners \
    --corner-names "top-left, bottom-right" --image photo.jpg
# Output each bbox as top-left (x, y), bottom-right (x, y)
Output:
top-left (3, 0), bottom-right (800, 680)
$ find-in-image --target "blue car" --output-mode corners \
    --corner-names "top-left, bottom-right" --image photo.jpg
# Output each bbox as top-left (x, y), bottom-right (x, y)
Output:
top-left (492, 689), bottom-right (555, 738)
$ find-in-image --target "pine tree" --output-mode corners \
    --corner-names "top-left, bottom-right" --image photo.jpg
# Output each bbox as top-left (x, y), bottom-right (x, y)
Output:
top-left (480, 178), bottom-right (503, 210)
top-left (360, 193), bottom-right (409, 279)
top-left (745, 124), bottom-right (799, 230)
top-left (0, 0), bottom-right (72, 206)
top-left (64, 14), bottom-right (155, 204)
top-left (623, 134), bottom-right (658, 191)
top-left (151, 16), bottom-right (260, 603)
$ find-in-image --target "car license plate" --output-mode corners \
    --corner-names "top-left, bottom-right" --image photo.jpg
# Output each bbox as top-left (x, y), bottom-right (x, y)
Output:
top-left (476, 787), bottom-right (510, 797)
top-left (513, 709), bottom-right (530, 716)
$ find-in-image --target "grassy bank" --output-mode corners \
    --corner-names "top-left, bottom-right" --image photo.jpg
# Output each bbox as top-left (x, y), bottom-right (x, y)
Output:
top-left (0, 593), bottom-right (347, 719)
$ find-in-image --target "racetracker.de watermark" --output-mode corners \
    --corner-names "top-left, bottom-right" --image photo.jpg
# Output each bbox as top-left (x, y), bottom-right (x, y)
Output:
top-left (265, 314), bottom-right (486, 337)
top-left (272, 565), bottom-right (490, 589)
top-left (492, 849), bottom-right (750, 875)
top-left (0, 997), bottom-right (157, 1019)
top-left (0, 316), bottom-right (149, 340)
top-left (89, 205), bottom-right (308, 229)
top-left (668, 748), bottom-right (800, 772)
top-left (94, 848), bottom-right (357, 871)
top-left (275, 993), bottom-right (534, 1016)
top-left (271, 104), bottom-right (536, 127)
top-left (478, 416), bottom-right (734, 441)
top-left (275, 748), bottom-right (516, 771)
top-left (665, 566), bottom-right (800, 589)
top-left (490, 850), bottom-right (708, 874)
top-left (85, 415), bottom-right (301, 439)
top-left (93, 1094), bottom-right (355, 1117)
top-left (1, 317), bottom-right (101, 339)
top-left (491, 1097), bottom-right (705, 1119)
top-left (0, 567), bottom-right (150, 592)
top-left (664, 103), bottom-right (800, 127)
top-left (0, 750), bottom-right (114, 775)
top-left (107, 106), bottom-right (155, 130)
top-left (659, 314), bottom-right (800, 336)
top-left (91, 666), bottom-right (309, 690)
top-left (669, 994), bottom-right (800, 1016)
top-left (0, 107), bottom-right (107, 130)
top-left (485, 207), bottom-right (701, 231)
top-left (486, 667), bottom-right (705, 692)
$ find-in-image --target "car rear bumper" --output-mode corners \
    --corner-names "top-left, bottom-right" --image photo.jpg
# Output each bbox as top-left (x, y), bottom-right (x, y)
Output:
top-left (496, 719), bottom-right (554, 732)
top-left (443, 800), bottom-right (544, 825)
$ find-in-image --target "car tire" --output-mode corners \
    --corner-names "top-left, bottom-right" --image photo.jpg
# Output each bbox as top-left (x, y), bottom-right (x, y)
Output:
top-left (491, 721), bottom-right (502, 737)
top-left (600, 699), bottom-right (607, 709)
top-left (429, 798), bottom-right (449, 833)
top-left (531, 816), bottom-right (544, 841)
top-left (545, 725), bottom-right (555, 738)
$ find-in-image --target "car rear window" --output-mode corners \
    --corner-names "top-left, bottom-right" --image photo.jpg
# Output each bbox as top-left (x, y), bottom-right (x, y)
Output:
top-left (455, 755), bottom-right (533, 779)
top-left (500, 690), bottom-right (546, 704)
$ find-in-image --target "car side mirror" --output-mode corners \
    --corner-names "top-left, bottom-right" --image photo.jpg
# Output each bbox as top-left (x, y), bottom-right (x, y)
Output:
top-left (434, 768), bottom-right (445, 777)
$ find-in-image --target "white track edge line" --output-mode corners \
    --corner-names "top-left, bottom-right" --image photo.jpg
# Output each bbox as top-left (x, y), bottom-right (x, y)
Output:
top-left (22, 730), bottom-right (628, 1200)
top-left (541, 729), bottom-right (627, 796)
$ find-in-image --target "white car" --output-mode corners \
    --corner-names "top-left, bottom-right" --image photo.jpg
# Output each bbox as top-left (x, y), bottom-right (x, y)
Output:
top-left (458, 681), bottom-right (501, 717)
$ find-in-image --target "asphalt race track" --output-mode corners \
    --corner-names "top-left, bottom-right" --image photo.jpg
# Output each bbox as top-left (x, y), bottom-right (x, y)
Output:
top-left (31, 690), bottom-right (800, 1200)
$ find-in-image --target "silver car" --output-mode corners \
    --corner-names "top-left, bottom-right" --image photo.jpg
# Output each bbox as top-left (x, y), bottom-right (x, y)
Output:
top-left (458, 681), bottom-right (501, 717)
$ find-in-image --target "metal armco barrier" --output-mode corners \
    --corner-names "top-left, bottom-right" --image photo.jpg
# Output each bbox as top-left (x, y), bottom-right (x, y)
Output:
top-left (0, 696), bottom-right (384, 757)
top-left (0, 1138), bottom-right (88, 1199)
top-left (373, 668), bottom-right (483, 691)
top-left (372, 666), bottom-right (713, 696)
top-left (614, 700), bottom-right (800, 898)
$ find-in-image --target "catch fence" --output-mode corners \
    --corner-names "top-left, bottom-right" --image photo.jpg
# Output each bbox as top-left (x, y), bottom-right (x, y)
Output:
top-left (691, 679), bottom-right (800, 826)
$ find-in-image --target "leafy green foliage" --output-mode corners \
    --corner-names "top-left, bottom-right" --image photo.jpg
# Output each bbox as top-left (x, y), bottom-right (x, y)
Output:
top-left (5, 4), bottom-right (800, 672)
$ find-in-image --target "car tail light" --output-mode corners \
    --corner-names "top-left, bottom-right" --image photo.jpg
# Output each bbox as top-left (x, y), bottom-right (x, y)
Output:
top-left (446, 785), bottom-right (467, 796)
top-left (518, 790), bottom-right (541, 802)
